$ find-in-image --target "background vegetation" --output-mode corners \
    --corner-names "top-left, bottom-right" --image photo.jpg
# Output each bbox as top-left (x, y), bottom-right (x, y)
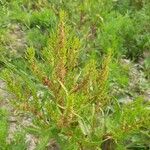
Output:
top-left (0, 0), bottom-right (150, 150)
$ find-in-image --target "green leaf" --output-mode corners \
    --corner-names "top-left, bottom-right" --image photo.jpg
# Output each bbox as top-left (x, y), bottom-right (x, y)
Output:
top-left (78, 119), bottom-right (90, 136)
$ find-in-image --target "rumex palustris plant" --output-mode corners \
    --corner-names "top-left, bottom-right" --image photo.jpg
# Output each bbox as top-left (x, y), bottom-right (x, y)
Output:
top-left (1, 11), bottom-right (118, 149)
